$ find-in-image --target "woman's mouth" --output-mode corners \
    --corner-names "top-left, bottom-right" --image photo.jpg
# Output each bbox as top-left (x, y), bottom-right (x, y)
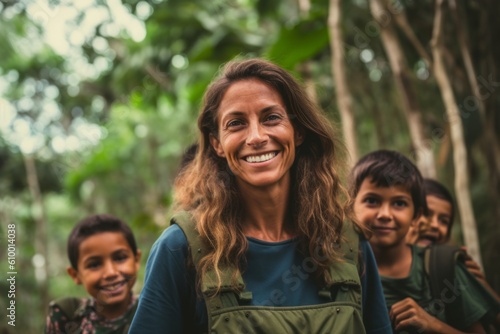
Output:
top-left (244, 152), bottom-right (277, 163)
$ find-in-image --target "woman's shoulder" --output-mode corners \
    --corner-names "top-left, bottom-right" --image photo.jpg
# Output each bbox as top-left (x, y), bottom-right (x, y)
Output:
top-left (155, 223), bottom-right (189, 251)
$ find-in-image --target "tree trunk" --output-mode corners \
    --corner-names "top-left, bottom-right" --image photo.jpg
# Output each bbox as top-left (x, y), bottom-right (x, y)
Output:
top-left (449, 0), bottom-right (500, 177)
top-left (451, 0), bottom-right (500, 231)
top-left (328, 0), bottom-right (359, 165)
top-left (370, 0), bottom-right (437, 178)
top-left (296, 0), bottom-right (320, 106)
top-left (430, 0), bottom-right (483, 268)
top-left (388, 1), bottom-right (432, 68)
top-left (23, 154), bottom-right (50, 311)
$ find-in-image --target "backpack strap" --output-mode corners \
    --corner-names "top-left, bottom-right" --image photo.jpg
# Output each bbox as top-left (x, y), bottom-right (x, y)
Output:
top-left (424, 244), bottom-right (466, 329)
top-left (171, 211), bottom-right (251, 314)
top-left (172, 212), bottom-right (361, 311)
top-left (50, 296), bottom-right (82, 321)
top-left (320, 221), bottom-right (361, 305)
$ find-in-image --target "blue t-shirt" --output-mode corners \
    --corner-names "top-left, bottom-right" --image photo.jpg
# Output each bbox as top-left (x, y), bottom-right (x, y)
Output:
top-left (130, 224), bottom-right (391, 333)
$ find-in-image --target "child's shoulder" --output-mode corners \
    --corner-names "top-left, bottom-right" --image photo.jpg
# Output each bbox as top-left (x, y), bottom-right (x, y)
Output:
top-left (49, 296), bottom-right (88, 317)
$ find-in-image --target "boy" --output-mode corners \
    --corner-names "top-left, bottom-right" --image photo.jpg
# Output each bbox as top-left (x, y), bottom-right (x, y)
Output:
top-left (350, 150), bottom-right (499, 333)
top-left (45, 214), bottom-right (141, 333)
top-left (406, 178), bottom-right (455, 248)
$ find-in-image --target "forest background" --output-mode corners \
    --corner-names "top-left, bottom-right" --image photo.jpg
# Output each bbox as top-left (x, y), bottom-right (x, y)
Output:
top-left (0, 0), bottom-right (499, 332)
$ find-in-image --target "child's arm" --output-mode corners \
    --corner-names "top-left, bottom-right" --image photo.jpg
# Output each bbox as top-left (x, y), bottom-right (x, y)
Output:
top-left (390, 297), bottom-right (485, 333)
top-left (460, 246), bottom-right (500, 301)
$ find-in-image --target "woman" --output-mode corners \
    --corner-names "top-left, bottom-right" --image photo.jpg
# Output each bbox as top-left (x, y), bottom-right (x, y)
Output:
top-left (130, 58), bottom-right (391, 333)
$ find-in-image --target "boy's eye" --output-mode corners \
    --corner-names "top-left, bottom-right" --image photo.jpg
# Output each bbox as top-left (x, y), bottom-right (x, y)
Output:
top-left (86, 261), bottom-right (101, 269)
top-left (112, 250), bottom-right (130, 262)
top-left (438, 217), bottom-right (450, 226)
top-left (393, 200), bottom-right (408, 207)
top-left (114, 254), bottom-right (129, 262)
top-left (363, 197), bottom-right (379, 205)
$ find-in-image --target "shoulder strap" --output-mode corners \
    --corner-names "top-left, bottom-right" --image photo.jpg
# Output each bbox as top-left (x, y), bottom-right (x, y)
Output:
top-left (50, 296), bottom-right (82, 321)
top-left (171, 211), bottom-right (205, 265)
top-left (320, 221), bottom-right (361, 300)
top-left (171, 211), bottom-right (250, 312)
top-left (424, 244), bottom-right (466, 329)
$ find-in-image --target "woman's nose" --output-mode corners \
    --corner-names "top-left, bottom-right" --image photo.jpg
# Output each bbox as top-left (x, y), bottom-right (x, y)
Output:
top-left (246, 122), bottom-right (268, 147)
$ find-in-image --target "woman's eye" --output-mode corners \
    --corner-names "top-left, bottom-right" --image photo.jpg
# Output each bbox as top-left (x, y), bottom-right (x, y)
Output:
top-left (227, 119), bottom-right (244, 127)
top-left (266, 114), bottom-right (281, 122)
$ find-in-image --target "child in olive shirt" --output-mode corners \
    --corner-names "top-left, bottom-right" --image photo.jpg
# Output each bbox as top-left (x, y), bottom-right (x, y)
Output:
top-left (350, 150), bottom-right (499, 333)
top-left (45, 214), bottom-right (141, 333)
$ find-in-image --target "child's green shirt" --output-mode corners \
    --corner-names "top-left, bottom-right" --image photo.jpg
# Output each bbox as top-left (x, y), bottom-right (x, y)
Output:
top-left (381, 244), bottom-right (499, 331)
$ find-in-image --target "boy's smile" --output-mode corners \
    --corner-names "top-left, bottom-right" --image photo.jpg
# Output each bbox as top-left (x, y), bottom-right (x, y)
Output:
top-left (354, 178), bottom-right (417, 249)
top-left (415, 195), bottom-right (452, 246)
top-left (67, 232), bottom-right (141, 319)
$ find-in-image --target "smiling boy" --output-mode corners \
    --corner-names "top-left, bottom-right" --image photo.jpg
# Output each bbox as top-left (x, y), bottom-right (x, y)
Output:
top-left (45, 214), bottom-right (141, 333)
top-left (350, 150), bottom-right (498, 334)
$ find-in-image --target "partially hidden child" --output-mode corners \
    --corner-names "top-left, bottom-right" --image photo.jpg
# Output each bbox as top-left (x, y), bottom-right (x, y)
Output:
top-left (350, 149), bottom-right (500, 334)
top-left (45, 214), bottom-right (141, 333)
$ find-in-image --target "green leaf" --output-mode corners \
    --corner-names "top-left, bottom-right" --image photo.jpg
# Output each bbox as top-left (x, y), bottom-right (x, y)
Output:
top-left (265, 21), bottom-right (329, 69)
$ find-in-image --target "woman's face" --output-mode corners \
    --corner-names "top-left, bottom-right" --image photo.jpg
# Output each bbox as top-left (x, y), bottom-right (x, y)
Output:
top-left (210, 78), bottom-right (303, 190)
top-left (413, 195), bottom-right (452, 246)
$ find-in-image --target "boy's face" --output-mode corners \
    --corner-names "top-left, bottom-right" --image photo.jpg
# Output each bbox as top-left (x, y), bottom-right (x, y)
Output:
top-left (67, 232), bottom-right (141, 318)
top-left (413, 195), bottom-right (452, 246)
top-left (354, 178), bottom-right (417, 249)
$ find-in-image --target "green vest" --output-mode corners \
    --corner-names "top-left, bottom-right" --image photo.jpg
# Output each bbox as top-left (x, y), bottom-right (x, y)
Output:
top-left (172, 211), bottom-right (366, 334)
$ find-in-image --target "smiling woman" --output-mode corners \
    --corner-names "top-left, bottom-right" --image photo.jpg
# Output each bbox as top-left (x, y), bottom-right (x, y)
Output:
top-left (129, 58), bottom-right (392, 334)
top-left (209, 78), bottom-right (302, 194)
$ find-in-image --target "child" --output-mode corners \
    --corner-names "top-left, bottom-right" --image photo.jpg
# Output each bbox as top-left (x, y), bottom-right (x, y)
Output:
top-left (45, 214), bottom-right (141, 333)
top-left (406, 178), bottom-right (454, 247)
top-left (350, 150), bottom-right (499, 333)
top-left (408, 178), bottom-right (500, 325)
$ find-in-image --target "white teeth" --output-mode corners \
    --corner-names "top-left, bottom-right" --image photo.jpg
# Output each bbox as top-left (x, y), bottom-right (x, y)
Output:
top-left (245, 152), bottom-right (276, 163)
top-left (102, 282), bottom-right (124, 291)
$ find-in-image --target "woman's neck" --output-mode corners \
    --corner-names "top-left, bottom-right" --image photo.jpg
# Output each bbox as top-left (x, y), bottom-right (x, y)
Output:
top-left (372, 242), bottom-right (413, 279)
top-left (238, 180), bottom-right (293, 242)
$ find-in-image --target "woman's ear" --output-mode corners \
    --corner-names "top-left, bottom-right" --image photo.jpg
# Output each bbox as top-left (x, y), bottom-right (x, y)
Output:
top-left (209, 134), bottom-right (225, 158)
top-left (67, 266), bottom-right (82, 285)
top-left (294, 127), bottom-right (305, 146)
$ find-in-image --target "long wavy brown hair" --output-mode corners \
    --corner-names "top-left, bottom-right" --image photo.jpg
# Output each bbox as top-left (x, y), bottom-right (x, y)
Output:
top-left (174, 58), bottom-right (362, 294)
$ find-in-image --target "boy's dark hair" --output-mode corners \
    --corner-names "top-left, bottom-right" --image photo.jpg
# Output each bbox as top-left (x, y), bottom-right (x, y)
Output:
top-left (67, 214), bottom-right (138, 270)
top-left (423, 178), bottom-right (455, 239)
top-left (350, 149), bottom-right (426, 218)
